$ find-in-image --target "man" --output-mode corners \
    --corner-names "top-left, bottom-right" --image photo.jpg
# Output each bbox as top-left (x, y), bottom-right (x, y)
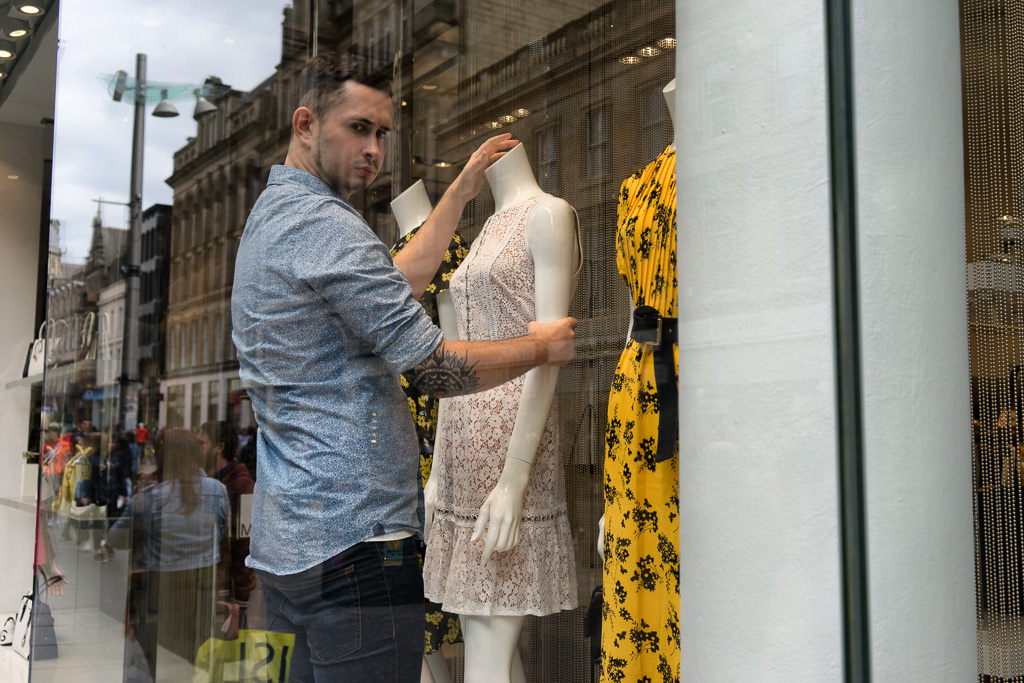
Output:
top-left (199, 421), bottom-right (257, 618)
top-left (135, 422), bottom-right (149, 446)
top-left (231, 54), bottom-right (576, 682)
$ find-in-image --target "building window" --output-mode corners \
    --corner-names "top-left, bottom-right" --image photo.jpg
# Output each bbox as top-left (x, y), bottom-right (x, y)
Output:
top-left (179, 324), bottom-right (187, 369)
top-left (538, 127), bottom-right (559, 195)
top-left (214, 313), bottom-right (224, 363)
top-left (208, 380), bottom-right (220, 424)
top-left (587, 106), bottom-right (608, 180)
top-left (643, 83), bottom-right (672, 162)
top-left (191, 382), bottom-right (202, 428)
top-left (202, 316), bottom-right (210, 366)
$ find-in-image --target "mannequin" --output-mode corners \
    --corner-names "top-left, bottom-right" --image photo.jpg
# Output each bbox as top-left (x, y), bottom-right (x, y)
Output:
top-left (424, 142), bottom-right (580, 683)
top-left (599, 75), bottom-right (680, 683)
top-left (599, 76), bottom-right (675, 560)
top-left (392, 180), bottom-right (459, 342)
top-left (391, 180), bottom-right (460, 683)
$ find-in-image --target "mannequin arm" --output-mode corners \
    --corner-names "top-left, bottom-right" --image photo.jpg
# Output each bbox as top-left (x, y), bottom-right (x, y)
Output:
top-left (394, 134), bottom-right (518, 298)
top-left (423, 456), bottom-right (440, 548)
top-left (472, 198), bottom-right (578, 563)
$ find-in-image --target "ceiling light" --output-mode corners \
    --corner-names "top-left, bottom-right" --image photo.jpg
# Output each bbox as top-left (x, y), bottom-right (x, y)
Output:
top-left (619, 55), bottom-right (641, 65)
top-left (637, 46), bottom-right (661, 58)
top-left (7, 175), bottom-right (18, 180)
top-left (0, 49), bottom-right (14, 60)
top-left (9, 29), bottom-right (28, 38)
top-left (486, 121), bottom-right (503, 129)
top-left (513, 108), bottom-right (530, 118)
top-left (17, 5), bottom-right (43, 14)
top-left (498, 114), bottom-right (517, 124)
top-left (0, 72), bottom-right (5, 79)
top-left (422, 84), bottom-right (438, 90)
top-left (657, 37), bottom-right (677, 49)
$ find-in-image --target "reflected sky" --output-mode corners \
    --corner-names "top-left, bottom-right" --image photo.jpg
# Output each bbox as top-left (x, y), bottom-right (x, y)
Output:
top-left (51, 0), bottom-right (285, 262)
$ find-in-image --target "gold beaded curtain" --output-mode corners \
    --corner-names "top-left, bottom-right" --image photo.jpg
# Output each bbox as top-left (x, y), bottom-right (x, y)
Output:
top-left (963, 0), bottom-right (1024, 680)
top-left (323, 0), bottom-right (676, 680)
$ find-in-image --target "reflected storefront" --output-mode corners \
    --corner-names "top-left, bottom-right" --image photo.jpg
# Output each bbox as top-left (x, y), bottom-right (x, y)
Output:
top-left (0, 0), bottom-right (1011, 681)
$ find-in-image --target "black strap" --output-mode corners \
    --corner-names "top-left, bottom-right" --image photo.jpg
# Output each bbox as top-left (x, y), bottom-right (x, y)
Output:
top-left (632, 306), bottom-right (678, 463)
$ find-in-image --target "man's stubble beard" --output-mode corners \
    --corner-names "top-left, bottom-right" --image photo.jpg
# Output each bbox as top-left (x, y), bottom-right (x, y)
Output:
top-left (312, 127), bottom-right (367, 200)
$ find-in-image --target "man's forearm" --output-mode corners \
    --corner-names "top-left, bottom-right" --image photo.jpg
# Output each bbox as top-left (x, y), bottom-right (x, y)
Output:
top-left (393, 182), bottom-right (467, 299)
top-left (407, 337), bottom-right (548, 399)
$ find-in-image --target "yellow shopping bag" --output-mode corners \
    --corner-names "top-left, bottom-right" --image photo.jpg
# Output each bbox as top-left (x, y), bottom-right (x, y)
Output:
top-left (193, 629), bottom-right (296, 683)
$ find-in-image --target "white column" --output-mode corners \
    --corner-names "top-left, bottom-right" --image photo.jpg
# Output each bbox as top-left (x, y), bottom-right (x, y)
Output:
top-left (853, 0), bottom-right (976, 678)
top-left (676, 0), bottom-right (976, 679)
top-left (675, 0), bottom-right (842, 680)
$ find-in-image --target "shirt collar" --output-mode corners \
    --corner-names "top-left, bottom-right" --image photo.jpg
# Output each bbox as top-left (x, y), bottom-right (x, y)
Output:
top-left (267, 165), bottom-right (344, 200)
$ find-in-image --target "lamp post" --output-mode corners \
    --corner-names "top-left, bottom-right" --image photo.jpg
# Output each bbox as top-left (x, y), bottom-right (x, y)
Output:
top-left (115, 53), bottom-right (151, 432)
top-left (109, 54), bottom-right (216, 432)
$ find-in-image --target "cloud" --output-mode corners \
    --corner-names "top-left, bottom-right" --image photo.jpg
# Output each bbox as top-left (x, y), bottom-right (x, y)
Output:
top-left (51, 0), bottom-right (285, 261)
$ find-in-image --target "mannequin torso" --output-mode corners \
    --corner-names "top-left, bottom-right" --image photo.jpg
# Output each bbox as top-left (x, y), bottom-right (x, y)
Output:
top-left (423, 143), bottom-right (580, 683)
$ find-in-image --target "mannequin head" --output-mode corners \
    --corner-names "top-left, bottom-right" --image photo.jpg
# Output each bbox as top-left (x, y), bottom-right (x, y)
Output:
top-left (663, 78), bottom-right (676, 132)
top-left (484, 143), bottom-right (543, 211)
top-left (391, 179), bottom-right (432, 236)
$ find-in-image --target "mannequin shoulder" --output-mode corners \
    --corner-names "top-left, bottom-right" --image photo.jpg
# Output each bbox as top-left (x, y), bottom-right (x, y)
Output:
top-left (525, 195), bottom-right (577, 252)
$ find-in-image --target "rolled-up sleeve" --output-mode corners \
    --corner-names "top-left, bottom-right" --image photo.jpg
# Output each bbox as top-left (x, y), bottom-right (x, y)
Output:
top-left (295, 199), bottom-right (443, 374)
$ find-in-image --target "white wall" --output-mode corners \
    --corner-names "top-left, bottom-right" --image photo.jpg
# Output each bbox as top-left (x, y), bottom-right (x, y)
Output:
top-left (0, 120), bottom-right (47, 613)
top-left (853, 0), bottom-right (977, 678)
top-left (0, 121), bottom-right (46, 497)
top-left (675, 0), bottom-right (843, 679)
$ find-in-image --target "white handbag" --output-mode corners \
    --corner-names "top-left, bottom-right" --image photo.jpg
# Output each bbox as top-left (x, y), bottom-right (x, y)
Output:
top-left (11, 594), bottom-right (32, 659)
top-left (24, 320), bottom-right (65, 378)
top-left (0, 615), bottom-right (14, 646)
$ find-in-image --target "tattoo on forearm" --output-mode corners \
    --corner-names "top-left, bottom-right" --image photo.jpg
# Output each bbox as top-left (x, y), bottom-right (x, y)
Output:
top-left (409, 344), bottom-right (482, 398)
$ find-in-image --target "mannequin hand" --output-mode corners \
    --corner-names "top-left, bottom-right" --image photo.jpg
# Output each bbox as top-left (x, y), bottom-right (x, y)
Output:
top-left (473, 458), bottom-right (531, 563)
top-left (527, 317), bottom-right (578, 366)
top-left (453, 134), bottom-right (520, 203)
top-left (423, 474), bottom-right (438, 545)
top-left (597, 514), bottom-right (605, 560)
top-left (472, 473), bottom-right (528, 564)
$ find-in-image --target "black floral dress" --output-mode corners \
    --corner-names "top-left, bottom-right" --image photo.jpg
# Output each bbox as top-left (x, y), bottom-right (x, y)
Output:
top-left (392, 225), bottom-right (468, 654)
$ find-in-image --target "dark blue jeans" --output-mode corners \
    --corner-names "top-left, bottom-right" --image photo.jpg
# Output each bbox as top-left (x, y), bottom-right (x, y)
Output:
top-left (256, 538), bottom-right (424, 682)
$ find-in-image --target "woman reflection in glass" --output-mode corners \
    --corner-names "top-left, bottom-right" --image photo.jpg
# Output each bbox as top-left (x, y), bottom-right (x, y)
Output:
top-left (111, 428), bottom-right (230, 679)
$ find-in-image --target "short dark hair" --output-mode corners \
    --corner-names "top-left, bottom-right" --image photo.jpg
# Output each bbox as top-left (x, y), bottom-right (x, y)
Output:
top-left (200, 420), bottom-right (239, 461)
top-left (298, 53), bottom-right (392, 122)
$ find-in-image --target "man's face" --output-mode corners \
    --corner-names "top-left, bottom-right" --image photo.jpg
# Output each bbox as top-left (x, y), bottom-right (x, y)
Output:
top-left (311, 81), bottom-right (393, 199)
top-left (197, 432), bottom-right (214, 469)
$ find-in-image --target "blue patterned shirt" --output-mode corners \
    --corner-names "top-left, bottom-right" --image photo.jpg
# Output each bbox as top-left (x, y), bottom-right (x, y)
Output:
top-left (232, 165), bottom-right (443, 575)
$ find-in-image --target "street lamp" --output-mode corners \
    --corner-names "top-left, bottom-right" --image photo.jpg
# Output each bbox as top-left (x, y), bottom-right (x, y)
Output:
top-left (109, 53), bottom-right (217, 431)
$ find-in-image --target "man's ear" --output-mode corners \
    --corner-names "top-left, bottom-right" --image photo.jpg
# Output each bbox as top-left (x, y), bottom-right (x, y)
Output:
top-left (292, 106), bottom-right (316, 143)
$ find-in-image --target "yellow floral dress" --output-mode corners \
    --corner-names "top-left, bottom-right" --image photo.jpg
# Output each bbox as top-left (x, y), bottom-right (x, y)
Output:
top-left (601, 147), bottom-right (679, 683)
top-left (391, 225), bottom-right (467, 654)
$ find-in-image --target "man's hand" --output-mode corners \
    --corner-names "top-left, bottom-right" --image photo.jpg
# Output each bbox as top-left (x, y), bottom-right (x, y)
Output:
top-left (452, 134), bottom-right (520, 204)
top-left (527, 317), bottom-right (578, 366)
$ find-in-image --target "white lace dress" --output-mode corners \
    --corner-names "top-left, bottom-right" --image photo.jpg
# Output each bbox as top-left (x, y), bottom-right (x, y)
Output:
top-left (422, 194), bottom-right (580, 616)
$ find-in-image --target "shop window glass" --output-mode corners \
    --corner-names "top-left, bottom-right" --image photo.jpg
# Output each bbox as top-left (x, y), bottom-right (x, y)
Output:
top-left (31, 0), bottom-right (679, 680)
